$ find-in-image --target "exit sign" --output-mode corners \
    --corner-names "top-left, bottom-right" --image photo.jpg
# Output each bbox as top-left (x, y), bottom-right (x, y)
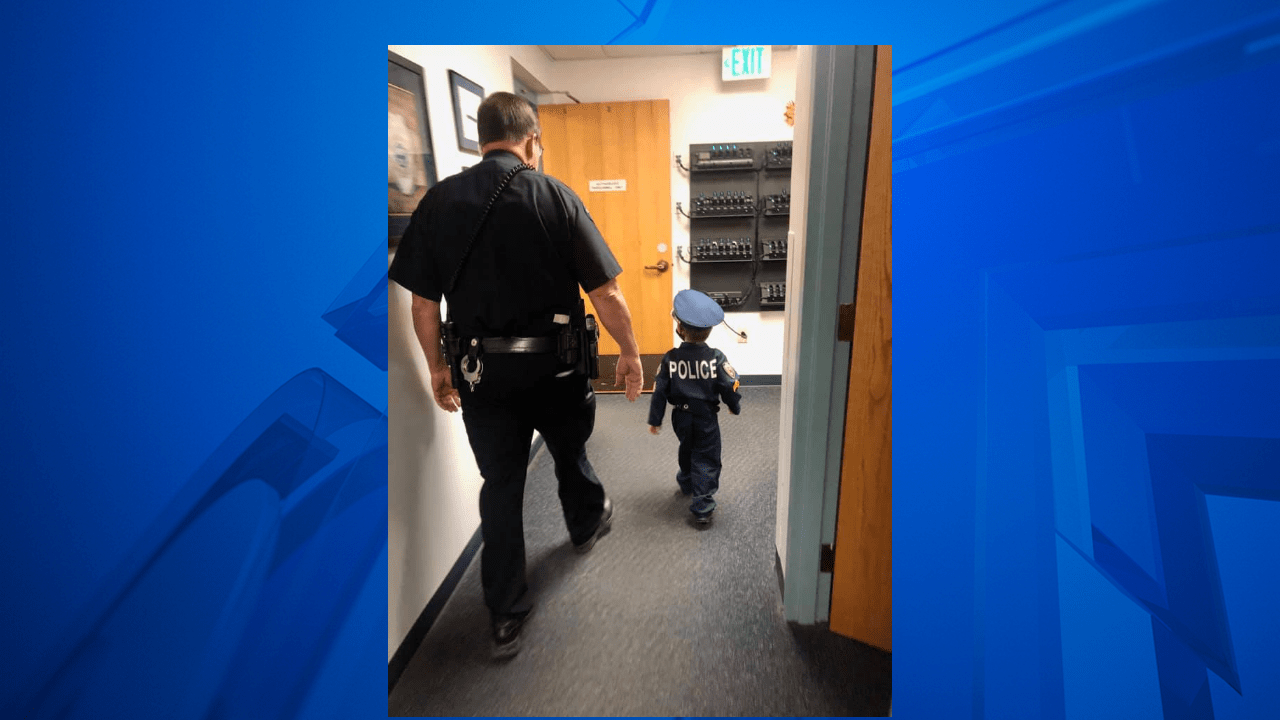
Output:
top-left (722, 45), bottom-right (771, 81)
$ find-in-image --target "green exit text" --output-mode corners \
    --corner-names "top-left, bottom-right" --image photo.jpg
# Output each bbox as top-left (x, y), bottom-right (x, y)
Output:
top-left (726, 46), bottom-right (768, 79)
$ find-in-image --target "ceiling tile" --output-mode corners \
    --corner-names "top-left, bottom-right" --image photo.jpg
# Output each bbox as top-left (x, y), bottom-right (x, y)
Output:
top-left (539, 46), bottom-right (608, 60)
top-left (601, 45), bottom-right (722, 58)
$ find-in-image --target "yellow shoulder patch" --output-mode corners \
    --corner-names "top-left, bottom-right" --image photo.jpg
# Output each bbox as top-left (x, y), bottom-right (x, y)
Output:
top-left (732, 380), bottom-right (740, 392)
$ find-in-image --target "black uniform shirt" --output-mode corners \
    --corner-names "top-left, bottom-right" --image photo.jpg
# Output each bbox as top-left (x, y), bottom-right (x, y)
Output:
top-left (648, 342), bottom-right (743, 426)
top-left (389, 150), bottom-right (622, 338)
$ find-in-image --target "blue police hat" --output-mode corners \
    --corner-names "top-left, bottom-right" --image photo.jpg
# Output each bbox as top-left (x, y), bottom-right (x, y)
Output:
top-left (673, 289), bottom-right (724, 329)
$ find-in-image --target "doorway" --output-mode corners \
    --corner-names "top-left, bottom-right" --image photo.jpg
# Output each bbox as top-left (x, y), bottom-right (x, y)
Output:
top-left (776, 45), bottom-right (892, 658)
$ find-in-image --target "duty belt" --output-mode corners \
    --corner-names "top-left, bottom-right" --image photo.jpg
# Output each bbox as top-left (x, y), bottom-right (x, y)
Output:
top-left (453, 335), bottom-right (558, 392)
top-left (473, 336), bottom-right (558, 354)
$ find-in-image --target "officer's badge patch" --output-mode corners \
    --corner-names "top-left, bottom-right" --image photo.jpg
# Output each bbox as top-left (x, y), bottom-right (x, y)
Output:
top-left (723, 361), bottom-right (740, 392)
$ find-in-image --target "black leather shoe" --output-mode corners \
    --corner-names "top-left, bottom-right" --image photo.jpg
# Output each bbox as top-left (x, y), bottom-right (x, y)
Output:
top-left (574, 497), bottom-right (613, 554)
top-left (492, 611), bottom-right (529, 660)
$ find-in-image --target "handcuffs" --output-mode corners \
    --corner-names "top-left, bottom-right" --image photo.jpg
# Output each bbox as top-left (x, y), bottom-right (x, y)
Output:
top-left (460, 338), bottom-right (483, 392)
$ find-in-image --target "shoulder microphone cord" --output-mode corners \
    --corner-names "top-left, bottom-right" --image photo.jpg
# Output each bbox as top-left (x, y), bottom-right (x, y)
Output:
top-left (444, 163), bottom-right (532, 296)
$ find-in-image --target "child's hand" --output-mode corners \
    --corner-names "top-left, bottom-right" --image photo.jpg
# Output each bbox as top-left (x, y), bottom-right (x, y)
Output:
top-left (649, 425), bottom-right (661, 435)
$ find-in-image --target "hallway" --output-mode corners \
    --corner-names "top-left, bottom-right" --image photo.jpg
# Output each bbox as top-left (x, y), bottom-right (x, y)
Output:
top-left (389, 386), bottom-right (891, 716)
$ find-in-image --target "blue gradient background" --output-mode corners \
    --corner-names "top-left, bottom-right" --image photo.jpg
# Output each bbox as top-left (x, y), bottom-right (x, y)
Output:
top-left (2, 1), bottom-right (1278, 719)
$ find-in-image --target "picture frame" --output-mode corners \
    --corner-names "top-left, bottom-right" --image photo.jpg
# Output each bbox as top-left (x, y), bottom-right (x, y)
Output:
top-left (449, 70), bottom-right (484, 155)
top-left (388, 51), bottom-right (437, 248)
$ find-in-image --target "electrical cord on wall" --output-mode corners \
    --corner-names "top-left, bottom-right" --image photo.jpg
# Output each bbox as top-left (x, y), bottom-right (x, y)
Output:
top-left (708, 253), bottom-right (760, 313)
top-left (675, 154), bottom-right (690, 172)
top-left (721, 318), bottom-right (748, 340)
top-left (732, 252), bottom-right (762, 309)
top-left (675, 202), bottom-right (692, 219)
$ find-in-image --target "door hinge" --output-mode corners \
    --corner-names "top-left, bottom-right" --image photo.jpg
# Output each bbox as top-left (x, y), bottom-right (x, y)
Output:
top-left (820, 543), bottom-right (835, 573)
top-left (837, 303), bottom-right (855, 342)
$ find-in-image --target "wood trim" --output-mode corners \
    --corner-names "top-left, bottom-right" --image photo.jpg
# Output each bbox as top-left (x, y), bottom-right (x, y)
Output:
top-left (829, 45), bottom-right (892, 652)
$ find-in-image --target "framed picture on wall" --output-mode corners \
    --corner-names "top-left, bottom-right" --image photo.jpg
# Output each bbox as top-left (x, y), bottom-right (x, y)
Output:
top-left (449, 70), bottom-right (484, 154)
top-left (389, 50), bottom-right (437, 248)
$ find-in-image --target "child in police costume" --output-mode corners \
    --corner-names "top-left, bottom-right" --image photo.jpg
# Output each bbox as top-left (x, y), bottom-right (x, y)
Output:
top-left (648, 289), bottom-right (743, 524)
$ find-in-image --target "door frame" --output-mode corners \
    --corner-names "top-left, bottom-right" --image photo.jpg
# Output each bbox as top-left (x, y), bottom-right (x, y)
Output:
top-left (778, 45), bottom-right (878, 624)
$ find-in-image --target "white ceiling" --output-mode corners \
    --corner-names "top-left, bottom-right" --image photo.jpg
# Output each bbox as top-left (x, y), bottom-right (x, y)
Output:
top-left (539, 45), bottom-right (794, 61)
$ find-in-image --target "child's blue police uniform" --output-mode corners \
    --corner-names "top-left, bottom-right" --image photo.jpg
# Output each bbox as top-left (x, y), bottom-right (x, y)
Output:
top-left (648, 290), bottom-right (743, 520)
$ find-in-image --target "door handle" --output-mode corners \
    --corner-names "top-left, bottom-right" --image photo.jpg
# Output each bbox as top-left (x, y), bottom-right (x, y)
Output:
top-left (644, 259), bottom-right (670, 272)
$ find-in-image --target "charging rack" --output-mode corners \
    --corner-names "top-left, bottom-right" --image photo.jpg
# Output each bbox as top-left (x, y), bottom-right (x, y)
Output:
top-left (684, 141), bottom-right (791, 313)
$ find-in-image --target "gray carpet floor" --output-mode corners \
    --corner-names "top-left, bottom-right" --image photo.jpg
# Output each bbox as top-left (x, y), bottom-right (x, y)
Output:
top-left (389, 386), bottom-right (891, 716)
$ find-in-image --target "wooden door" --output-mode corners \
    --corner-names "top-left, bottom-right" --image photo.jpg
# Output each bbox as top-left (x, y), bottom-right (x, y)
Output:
top-left (830, 46), bottom-right (892, 651)
top-left (538, 100), bottom-right (673, 388)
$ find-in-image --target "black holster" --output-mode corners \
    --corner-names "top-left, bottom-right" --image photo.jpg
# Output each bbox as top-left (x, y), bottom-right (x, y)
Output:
top-left (439, 321), bottom-right (465, 390)
top-left (555, 299), bottom-right (600, 379)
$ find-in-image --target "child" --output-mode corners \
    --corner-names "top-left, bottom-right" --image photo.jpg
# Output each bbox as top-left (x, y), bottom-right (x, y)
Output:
top-left (648, 289), bottom-right (743, 525)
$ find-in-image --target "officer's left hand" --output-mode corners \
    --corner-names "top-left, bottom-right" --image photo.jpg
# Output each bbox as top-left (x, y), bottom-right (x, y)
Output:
top-left (649, 425), bottom-right (661, 435)
top-left (431, 370), bottom-right (461, 413)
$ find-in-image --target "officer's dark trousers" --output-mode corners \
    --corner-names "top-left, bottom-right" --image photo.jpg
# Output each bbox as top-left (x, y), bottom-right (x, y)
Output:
top-left (671, 406), bottom-right (721, 517)
top-left (458, 354), bottom-right (607, 620)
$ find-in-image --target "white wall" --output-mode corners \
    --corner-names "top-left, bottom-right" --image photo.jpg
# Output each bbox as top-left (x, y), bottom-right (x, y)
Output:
top-left (386, 45), bottom-right (555, 661)
top-left (775, 46), bottom-right (818, 581)
top-left (386, 257), bottom-right (479, 663)
top-left (539, 50), bottom-right (798, 376)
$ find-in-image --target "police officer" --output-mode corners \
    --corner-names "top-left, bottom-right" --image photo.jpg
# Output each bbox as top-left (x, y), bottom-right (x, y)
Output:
top-left (389, 91), bottom-right (644, 659)
top-left (648, 289), bottom-right (743, 525)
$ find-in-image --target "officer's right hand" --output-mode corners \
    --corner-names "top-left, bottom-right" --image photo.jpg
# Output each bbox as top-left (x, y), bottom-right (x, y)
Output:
top-left (615, 353), bottom-right (643, 402)
top-left (431, 369), bottom-right (461, 413)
